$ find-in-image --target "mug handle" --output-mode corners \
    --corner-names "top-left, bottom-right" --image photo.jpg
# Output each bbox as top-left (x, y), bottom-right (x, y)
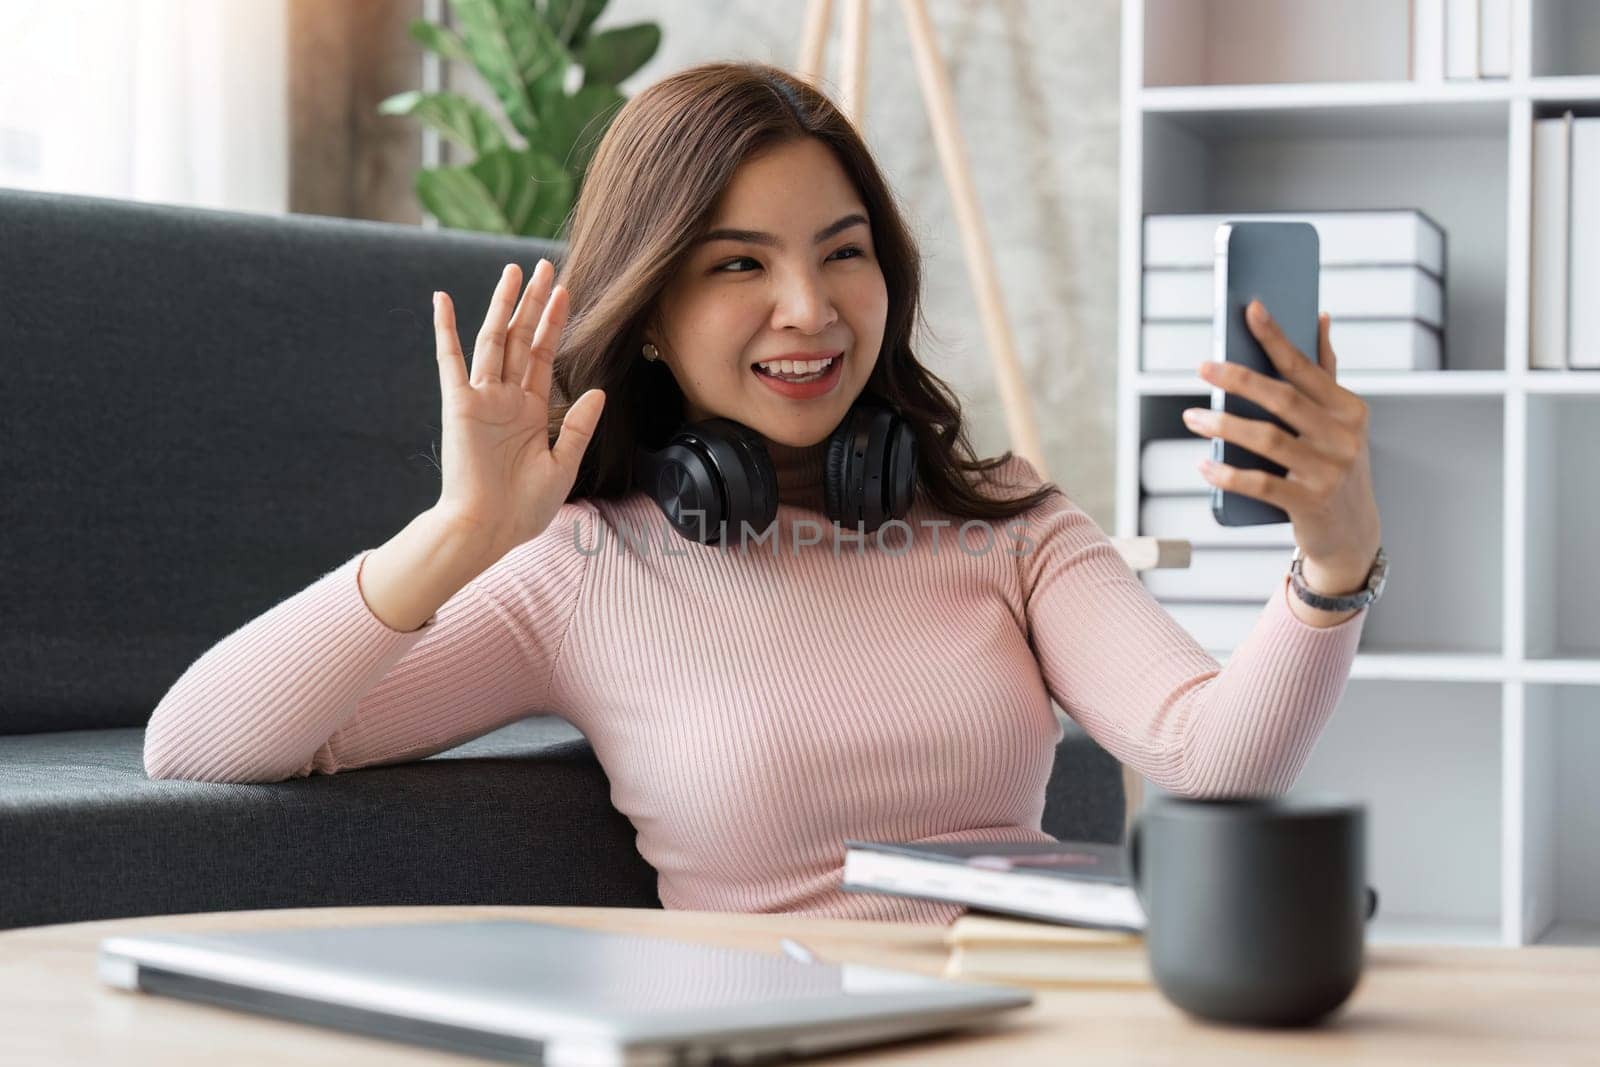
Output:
top-left (1365, 885), bottom-right (1379, 921)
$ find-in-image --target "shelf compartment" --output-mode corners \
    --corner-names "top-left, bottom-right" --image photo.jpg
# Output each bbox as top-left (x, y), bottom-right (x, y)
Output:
top-left (1367, 395), bottom-right (1505, 654)
top-left (1136, 393), bottom-right (1505, 657)
top-left (1295, 679), bottom-right (1503, 944)
top-left (1142, 104), bottom-right (1508, 372)
top-left (1525, 395), bottom-right (1600, 660)
top-left (1142, 0), bottom-right (1411, 88)
top-left (1531, 0), bottom-right (1600, 78)
top-left (1520, 683), bottom-right (1600, 946)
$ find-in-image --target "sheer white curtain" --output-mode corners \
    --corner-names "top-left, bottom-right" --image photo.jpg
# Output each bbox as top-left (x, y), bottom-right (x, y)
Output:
top-left (0, 0), bottom-right (287, 213)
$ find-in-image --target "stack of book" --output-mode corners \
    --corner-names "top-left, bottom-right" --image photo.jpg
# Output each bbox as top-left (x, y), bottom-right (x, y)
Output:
top-left (1531, 110), bottom-right (1600, 370)
top-left (1137, 438), bottom-right (1295, 653)
top-left (1409, 0), bottom-right (1513, 82)
top-left (1141, 209), bottom-right (1447, 375)
top-left (840, 837), bottom-right (1151, 988)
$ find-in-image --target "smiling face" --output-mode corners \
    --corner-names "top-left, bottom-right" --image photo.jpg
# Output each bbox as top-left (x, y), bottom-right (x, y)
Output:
top-left (643, 137), bottom-right (889, 447)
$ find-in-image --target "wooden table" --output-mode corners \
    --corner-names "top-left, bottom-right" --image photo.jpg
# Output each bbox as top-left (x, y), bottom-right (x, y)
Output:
top-left (2, 905), bottom-right (1596, 1065)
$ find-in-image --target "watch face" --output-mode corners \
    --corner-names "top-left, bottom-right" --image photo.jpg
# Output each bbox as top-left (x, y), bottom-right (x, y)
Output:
top-left (1368, 553), bottom-right (1388, 600)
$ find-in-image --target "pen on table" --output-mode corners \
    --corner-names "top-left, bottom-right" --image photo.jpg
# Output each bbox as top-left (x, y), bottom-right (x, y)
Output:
top-left (779, 937), bottom-right (818, 964)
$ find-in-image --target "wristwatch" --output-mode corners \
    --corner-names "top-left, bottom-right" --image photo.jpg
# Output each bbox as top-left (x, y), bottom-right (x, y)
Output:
top-left (1289, 545), bottom-right (1388, 612)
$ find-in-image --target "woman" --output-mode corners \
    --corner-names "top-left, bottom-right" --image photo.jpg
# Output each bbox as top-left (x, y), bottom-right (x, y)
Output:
top-left (143, 62), bottom-right (1382, 924)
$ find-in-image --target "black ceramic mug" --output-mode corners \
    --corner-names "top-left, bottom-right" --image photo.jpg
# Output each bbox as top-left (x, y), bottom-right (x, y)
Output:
top-left (1127, 794), bottom-right (1380, 1027)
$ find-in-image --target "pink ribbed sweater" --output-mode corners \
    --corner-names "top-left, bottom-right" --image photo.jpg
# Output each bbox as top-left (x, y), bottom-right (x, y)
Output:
top-left (143, 439), bottom-right (1366, 925)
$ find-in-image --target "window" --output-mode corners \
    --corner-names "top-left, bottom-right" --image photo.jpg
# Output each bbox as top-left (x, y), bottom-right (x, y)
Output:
top-left (0, 0), bottom-right (287, 213)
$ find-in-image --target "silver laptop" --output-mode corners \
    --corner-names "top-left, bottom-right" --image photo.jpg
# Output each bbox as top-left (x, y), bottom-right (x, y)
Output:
top-left (98, 919), bottom-right (1032, 1066)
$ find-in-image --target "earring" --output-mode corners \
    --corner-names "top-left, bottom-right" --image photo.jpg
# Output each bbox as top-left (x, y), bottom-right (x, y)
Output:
top-left (641, 342), bottom-right (659, 362)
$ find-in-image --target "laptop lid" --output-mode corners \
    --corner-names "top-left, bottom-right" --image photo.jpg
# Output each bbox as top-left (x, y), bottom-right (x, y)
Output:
top-left (98, 919), bottom-right (1032, 1066)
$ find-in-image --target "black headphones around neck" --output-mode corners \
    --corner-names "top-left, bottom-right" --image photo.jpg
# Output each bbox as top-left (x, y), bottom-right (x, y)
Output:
top-left (631, 397), bottom-right (918, 546)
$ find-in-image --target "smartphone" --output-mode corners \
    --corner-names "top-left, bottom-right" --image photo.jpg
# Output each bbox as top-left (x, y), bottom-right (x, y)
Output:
top-left (1210, 221), bottom-right (1320, 526)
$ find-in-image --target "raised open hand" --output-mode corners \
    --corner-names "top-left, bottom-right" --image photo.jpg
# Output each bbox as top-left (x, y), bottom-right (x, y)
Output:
top-left (432, 260), bottom-right (604, 560)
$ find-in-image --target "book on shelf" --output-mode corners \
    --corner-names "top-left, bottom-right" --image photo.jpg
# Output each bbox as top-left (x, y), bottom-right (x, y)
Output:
top-left (1143, 264), bottom-right (1443, 327)
top-left (1478, 0), bottom-right (1511, 79)
top-left (1436, 0), bottom-right (1510, 79)
top-left (942, 914), bottom-right (1151, 989)
top-left (1445, 0), bottom-right (1479, 79)
top-left (1142, 318), bottom-right (1441, 374)
top-left (1575, 117), bottom-right (1600, 369)
top-left (1139, 437), bottom-right (1209, 494)
top-left (1532, 112), bottom-right (1600, 370)
top-left (1410, 0), bottom-right (1445, 82)
top-left (840, 838), bottom-right (1145, 932)
top-left (1531, 111), bottom-right (1572, 370)
top-left (1137, 438), bottom-right (1289, 650)
top-left (1139, 490), bottom-right (1286, 648)
top-left (1139, 495), bottom-right (1295, 548)
top-left (1142, 210), bottom-right (1444, 275)
top-left (1140, 547), bottom-right (1294, 602)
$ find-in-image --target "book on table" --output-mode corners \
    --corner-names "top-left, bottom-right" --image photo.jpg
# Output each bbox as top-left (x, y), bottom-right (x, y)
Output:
top-left (840, 838), bottom-right (1146, 932)
top-left (940, 914), bottom-right (1151, 988)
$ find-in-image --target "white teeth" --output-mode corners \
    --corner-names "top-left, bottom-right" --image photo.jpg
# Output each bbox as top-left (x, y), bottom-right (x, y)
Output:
top-left (757, 354), bottom-right (838, 377)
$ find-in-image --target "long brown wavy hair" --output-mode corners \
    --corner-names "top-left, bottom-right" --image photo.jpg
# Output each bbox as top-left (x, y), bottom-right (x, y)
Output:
top-left (548, 60), bottom-right (1061, 519)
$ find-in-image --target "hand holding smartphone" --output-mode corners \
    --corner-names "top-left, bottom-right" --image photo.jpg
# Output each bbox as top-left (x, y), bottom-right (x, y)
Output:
top-left (1209, 221), bottom-right (1321, 526)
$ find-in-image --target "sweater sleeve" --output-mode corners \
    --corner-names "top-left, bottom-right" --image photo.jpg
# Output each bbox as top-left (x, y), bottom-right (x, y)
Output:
top-left (142, 503), bottom-right (596, 783)
top-left (1003, 459), bottom-right (1366, 798)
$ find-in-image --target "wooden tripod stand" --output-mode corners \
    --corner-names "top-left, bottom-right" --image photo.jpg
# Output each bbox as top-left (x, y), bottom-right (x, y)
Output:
top-left (795, 0), bottom-right (1170, 835)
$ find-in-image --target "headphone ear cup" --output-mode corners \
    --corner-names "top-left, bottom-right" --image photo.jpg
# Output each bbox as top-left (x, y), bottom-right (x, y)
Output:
top-left (885, 418), bottom-right (918, 517)
top-left (823, 428), bottom-right (852, 524)
top-left (822, 403), bottom-right (917, 531)
top-left (715, 419), bottom-right (779, 536)
top-left (636, 418), bottom-right (779, 545)
top-left (634, 437), bottom-right (727, 544)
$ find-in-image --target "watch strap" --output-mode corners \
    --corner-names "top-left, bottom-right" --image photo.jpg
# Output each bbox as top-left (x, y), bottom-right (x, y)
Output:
top-left (1289, 546), bottom-right (1386, 612)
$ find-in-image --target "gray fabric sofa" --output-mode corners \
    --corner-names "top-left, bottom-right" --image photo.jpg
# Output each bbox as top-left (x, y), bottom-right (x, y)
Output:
top-left (0, 187), bottom-right (1126, 932)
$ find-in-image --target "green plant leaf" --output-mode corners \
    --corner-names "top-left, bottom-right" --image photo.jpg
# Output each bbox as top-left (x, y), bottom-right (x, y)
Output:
top-left (577, 23), bottom-right (659, 89)
top-left (450, 0), bottom-right (570, 141)
top-left (377, 90), bottom-right (509, 155)
top-left (543, 0), bottom-right (607, 49)
top-left (416, 147), bottom-right (575, 238)
top-left (416, 168), bottom-right (509, 233)
top-left (407, 18), bottom-right (471, 65)
top-left (536, 84), bottom-right (625, 177)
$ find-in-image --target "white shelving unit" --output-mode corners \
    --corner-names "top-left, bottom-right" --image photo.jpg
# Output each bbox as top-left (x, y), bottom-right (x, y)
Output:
top-left (1118, 0), bottom-right (1600, 947)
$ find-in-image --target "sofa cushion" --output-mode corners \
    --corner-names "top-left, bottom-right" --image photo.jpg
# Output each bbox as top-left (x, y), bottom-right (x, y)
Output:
top-left (0, 187), bottom-right (566, 735)
top-left (0, 716), bottom-right (660, 930)
top-left (0, 715), bottom-right (1123, 930)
